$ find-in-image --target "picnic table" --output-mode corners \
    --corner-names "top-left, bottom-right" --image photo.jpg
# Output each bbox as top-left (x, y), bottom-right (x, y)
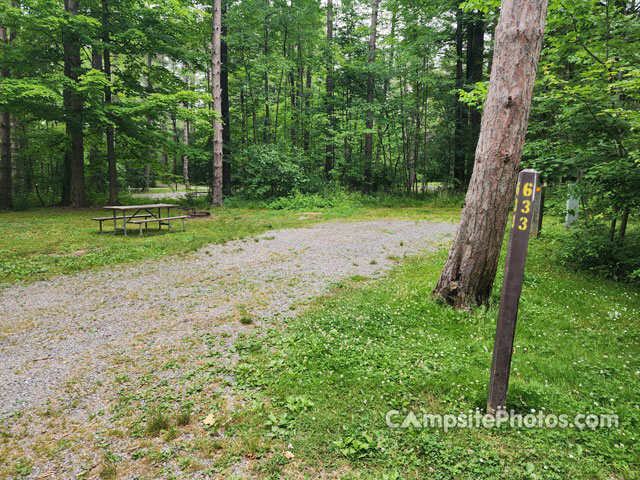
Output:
top-left (95, 204), bottom-right (187, 237)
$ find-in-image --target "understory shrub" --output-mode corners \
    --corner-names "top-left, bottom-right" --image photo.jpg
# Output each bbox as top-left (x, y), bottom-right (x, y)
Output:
top-left (264, 190), bottom-right (360, 211)
top-left (556, 220), bottom-right (640, 282)
top-left (236, 145), bottom-right (308, 198)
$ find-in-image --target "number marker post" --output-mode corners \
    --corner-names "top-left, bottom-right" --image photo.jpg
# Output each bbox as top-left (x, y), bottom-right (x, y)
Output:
top-left (487, 168), bottom-right (540, 415)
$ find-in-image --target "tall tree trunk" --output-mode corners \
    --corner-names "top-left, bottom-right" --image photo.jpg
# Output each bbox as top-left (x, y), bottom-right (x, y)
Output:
top-left (263, 15), bottom-right (270, 143)
top-left (211, 0), bottom-right (223, 206)
top-left (465, 14), bottom-right (484, 184)
top-left (0, 25), bottom-right (11, 209)
top-left (324, 0), bottom-right (334, 180)
top-left (63, 0), bottom-right (86, 207)
top-left (143, 55), bottom-right (153, 192)
top-left (89, 49), bottom-right (104, 193)
top-left (171, 114), bottom-right (178, 178)
top-left (453, 7), bottom-right (466, 189)
top-left (182, 119), bottom-right (189, 186)
top-left (433, 0), bottom-right (549, 309)
top-left (363, 0), bottom-right (379, 193)
top-left (303, 66), bottom-right (311, 151)
top-left (221, 0), bottom-right (231, 194)
top-left (618, 208), bottom-right (629, 240)
top-left (103, 0), bottom-right (118, 205)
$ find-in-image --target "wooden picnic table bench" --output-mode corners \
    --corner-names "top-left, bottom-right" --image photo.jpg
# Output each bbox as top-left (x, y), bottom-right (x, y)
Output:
top-left (101, 204), bottom-right (188, 237)
top-left (92, 214), bottom-right (153, 233)
top-left (129, 215), bottom-right (187, 236)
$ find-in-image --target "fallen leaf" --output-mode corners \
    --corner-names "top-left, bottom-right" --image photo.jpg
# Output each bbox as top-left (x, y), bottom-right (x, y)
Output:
top-left (284, 451), bottom-right (295, 459)
top-left (203, 413), bottom-right (216, 426)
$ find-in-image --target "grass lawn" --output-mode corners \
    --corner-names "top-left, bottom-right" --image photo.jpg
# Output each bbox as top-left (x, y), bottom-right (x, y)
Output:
top-left (0, 201), bottom-right (461, 285)
top-left (229, 223), bottom-right (640, 479)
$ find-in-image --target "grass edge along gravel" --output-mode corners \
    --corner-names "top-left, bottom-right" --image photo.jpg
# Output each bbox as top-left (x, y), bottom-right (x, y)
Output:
top-left (230, 233), bottom-right (640, 480)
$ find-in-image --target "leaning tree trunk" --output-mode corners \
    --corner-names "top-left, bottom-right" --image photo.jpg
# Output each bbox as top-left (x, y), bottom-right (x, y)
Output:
top-left (0, 25), bottom-right (12, 209)
top-left (433, 0), bottom-right (549, 309)
top-left (211, 0), bottom-right (223, 206)
top-left (363, 0), bottom-right (379, 194)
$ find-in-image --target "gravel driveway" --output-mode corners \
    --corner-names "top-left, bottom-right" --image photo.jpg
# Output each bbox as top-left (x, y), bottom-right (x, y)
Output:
top-left (0, 219), bottom-right (455, 478)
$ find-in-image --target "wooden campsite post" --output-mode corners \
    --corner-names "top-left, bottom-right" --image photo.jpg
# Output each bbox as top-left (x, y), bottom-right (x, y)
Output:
top-left (487, 168), bottom-right (539, 415)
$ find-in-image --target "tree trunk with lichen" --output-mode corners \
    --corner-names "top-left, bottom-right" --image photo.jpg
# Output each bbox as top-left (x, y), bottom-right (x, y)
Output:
top-left (433, 0), bottom-right (549, 309)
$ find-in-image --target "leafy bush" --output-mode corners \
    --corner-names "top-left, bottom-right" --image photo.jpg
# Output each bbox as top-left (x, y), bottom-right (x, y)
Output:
top-left (237, 146), bottom-right (307, 198)
top-left (264, 190), bottom-right (359, 211)
top-left (556, 221), bottom-right (640, 282)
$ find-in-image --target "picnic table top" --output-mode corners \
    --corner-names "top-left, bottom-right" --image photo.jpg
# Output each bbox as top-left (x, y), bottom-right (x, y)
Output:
top-left (103, 204), bottom-right (177, 211)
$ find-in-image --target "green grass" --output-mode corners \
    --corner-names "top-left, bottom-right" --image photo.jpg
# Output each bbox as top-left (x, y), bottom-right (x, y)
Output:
top-left (231, 224), bottom-right (640, 479)
top-left (0, 202), bottom-right (461, 285)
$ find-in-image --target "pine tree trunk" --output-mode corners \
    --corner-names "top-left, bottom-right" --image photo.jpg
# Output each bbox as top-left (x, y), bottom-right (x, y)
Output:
top-left (103, 0), bottom-right (118, 205)
top-left (453, 8), bottom-right (466, 189)
top-left (171, 114), bottom-right (178, 178)
top-left (0, 25), bottom-right (11, 209)
top-left (63, 0), bottom-right (86, 208)
top-left (363, 0), bottom-right (379, 193)
top-left (465, 15), bottom-right (484, 184)
top-left (89, 50), bottom-right (104, 193)
top-left (303, 66), bottom-right (311, 151)
top-left (221, 0), bottom-right (231, 194)
top-left (263, 16), bottom-right (270, 143)
top-left (211, 0), bottom-right (224, 206)
top-left (182, 119), bottom-right (189, 186)
top-left (324, 0), bottom-right (334, 180)
top-left (433, 0), bottom-right (549, 309)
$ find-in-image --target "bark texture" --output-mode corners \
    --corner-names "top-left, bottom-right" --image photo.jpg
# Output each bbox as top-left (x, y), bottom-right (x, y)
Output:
top-left (221, 0), bottom-right (231, 194)
top-left (433, 0), bottom-right (549, 309)
top-left (0, 25), bottom-right (11, 209)
top-left (63, 0), bottom-right (86, 207)
top-left (211, 0), bottom-right (224, 206)
top-left (103, 0), bottom-right (118, 205)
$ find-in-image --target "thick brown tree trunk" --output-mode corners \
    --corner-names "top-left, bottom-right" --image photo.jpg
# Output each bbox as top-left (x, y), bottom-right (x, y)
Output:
top-left (363, 0), bottom-right (379, 193)
top-left (433, 0), bottom-right (549, 309)
top-left (211, 0), bottom-right (223, 206)
top-left (63, 0), bottom-right (86, 208)
top-left (0, 25), bottom-right (11, 209)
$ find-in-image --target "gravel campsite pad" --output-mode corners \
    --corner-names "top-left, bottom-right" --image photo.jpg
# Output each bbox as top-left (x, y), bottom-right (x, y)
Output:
top-left (0, 219), bottom-right (455, 478)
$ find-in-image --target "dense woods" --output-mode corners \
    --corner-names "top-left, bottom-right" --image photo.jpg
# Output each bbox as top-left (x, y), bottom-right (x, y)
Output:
top-left (0, 0), bottom-right (638, 218)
